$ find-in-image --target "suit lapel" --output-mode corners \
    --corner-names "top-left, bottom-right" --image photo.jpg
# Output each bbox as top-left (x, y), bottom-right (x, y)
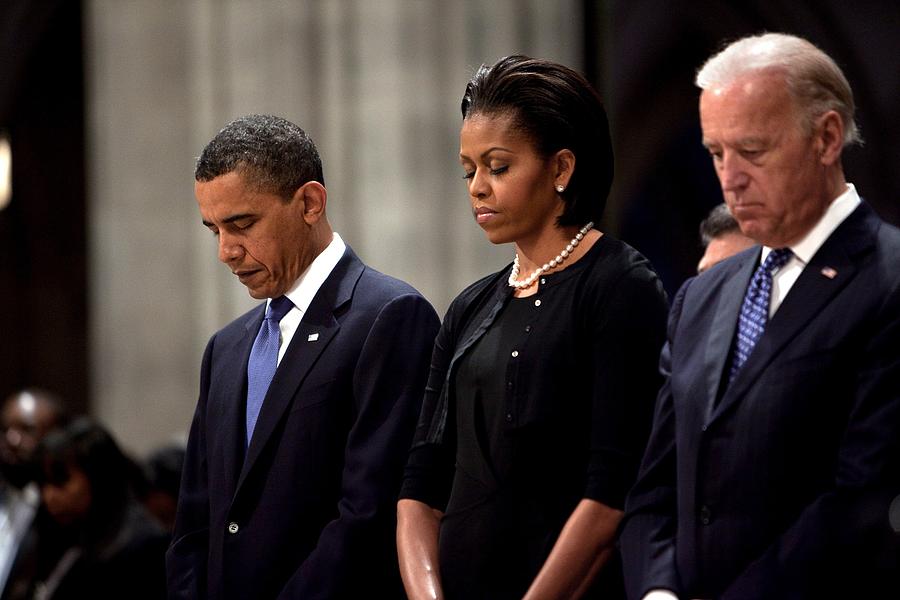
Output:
top-left (709, 202), bottom-right (876, 425)
top-left (702, 248), bottom-right (759, 422)
top-left (234, 248), bottom-right (364, 494)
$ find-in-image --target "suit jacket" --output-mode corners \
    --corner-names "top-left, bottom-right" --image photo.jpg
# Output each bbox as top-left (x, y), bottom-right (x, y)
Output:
top-left (166, 247), bottom-right (439, 599)
top-left (620, 202), bottom-right (900, 599)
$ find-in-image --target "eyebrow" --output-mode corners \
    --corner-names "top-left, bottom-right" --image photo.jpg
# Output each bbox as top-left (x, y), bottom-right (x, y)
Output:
top-left (459, 146), bottom-right (515, 161)
top-left (201, 213), bottom-right (255, 227)
top-left (702, 136), bottom-right (767, 149)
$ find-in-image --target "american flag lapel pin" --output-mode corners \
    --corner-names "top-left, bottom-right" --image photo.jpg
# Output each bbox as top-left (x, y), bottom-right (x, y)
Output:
top-left (307, 333), bottom-right (320, 342)
top-left (820, 267), bottom-right (838, 279)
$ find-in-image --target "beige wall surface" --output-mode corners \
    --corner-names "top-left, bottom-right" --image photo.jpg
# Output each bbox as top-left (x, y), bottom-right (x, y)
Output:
top-left (85, 0), bottom-right (582, 456)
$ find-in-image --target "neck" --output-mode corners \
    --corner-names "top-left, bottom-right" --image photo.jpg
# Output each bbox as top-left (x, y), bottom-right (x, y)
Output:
top-left (509, 222), bottom-right (599, 292)
top-left (308, 222), bottom-right (334, 258)
top-left (771, 170), bottom-right (847, 248)
top-left (825, 166), bottom-right (847, 205)
top-left (515, 224), bottom-right (589, 273)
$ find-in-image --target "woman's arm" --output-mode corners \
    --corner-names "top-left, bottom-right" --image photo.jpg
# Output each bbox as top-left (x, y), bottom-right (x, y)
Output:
top-left (397, 498), bottom-right (446, 600)
top-left (521, 498), bottom-right (622, 600)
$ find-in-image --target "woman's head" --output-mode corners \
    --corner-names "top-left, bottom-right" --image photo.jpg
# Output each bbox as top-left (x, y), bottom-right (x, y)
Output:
top-left (36, 418), bottom-right (132, 527)
top-left (460, 55), bottom-right (613, 228)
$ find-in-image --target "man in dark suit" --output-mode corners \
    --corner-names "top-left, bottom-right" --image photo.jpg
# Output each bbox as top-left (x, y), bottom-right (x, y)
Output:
top-left (166, 115), bottom-right (440, 599)
top-left (696, 204), bottom-right (753, 274)
top-left (0, 388), bottom-right (68, 600)
top-left (620, 33), bottom-right (900, 599)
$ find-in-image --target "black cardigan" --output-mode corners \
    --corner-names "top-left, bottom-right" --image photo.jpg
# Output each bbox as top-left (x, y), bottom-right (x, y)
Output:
top-left (401, 234), bottom-right (669, 513)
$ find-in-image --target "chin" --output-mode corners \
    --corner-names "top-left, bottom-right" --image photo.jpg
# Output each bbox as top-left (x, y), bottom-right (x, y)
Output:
top-left (480, 228), bottom-right (514, 246)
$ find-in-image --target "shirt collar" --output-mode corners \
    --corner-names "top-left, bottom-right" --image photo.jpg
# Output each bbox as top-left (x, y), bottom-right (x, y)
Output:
top-left (761, 183), bottom-right (860, 265)
top-left (268, 232), bottom-right (346, 315)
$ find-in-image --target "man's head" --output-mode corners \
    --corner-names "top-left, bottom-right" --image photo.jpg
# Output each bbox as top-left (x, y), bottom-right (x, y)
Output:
top-left (697, 203), bottom-right (755, 273)
top-left (195, 115), bottom-right (332, 299)
top-left (1, 388), bottom-right (68, 488)
top-left (696, 33), bottom-right (857, 247)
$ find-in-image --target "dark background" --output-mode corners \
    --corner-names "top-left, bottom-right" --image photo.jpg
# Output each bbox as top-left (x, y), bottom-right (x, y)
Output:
top-left (0, 0), bottom-right (87, 412)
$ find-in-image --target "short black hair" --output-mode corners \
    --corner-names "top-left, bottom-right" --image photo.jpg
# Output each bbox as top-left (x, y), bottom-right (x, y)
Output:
top-left (699, 203), bottom-right (741, 246)
top-left (36, 418), bottom-right (133, 537)
top-left (461, 55), bottom-right (614, 226)
top-left (195, 114), bottom-right (324, 199)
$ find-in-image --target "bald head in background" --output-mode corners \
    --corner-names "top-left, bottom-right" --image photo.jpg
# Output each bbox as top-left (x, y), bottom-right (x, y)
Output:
top-left (1, 388), bottom-right (67, 488)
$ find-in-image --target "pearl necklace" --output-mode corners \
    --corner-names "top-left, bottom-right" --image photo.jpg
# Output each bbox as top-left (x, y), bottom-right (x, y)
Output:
top-left (508, 222), bottom-right (594, 289)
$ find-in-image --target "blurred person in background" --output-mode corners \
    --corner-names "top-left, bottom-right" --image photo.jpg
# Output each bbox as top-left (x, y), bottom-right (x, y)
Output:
top-left (30, 418), bottom-right (167, 600)
top-left (0, 389), bottom-right (68, 600)
top-left (696, 203), bottom-right (754, 273)
top-left (139, 445), bottom-right (184, 535)
top-left (397, 56), bottom-right (668, 600)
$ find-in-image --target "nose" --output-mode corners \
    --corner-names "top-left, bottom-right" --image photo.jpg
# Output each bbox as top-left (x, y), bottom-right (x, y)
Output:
top-left (718, 151), bottom-right (749, 192)
top-left (217, 232), bottom-right (243, 264)
top-left (468, 168), bottom-right (490, 200)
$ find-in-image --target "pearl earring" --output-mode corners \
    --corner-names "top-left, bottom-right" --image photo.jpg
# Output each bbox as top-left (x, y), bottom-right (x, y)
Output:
top-left (555, 184), bottom-right (565, 193)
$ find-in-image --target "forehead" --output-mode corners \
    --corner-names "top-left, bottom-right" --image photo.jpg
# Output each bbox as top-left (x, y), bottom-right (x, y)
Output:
top-left (195, 171), bottom-right (280, 218)
top-left (3, 394), bottom-right (37, 424)
top-left (699, 71), bottom-right (798, 139)
top-left (459, 113), bottom-right (531, 154)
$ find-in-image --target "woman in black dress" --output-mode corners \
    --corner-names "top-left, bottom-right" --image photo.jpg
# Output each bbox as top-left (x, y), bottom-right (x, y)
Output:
top-left (397, 56), bottom-right (669, 599)
top-left (31, 419), bottom-right (168, 600)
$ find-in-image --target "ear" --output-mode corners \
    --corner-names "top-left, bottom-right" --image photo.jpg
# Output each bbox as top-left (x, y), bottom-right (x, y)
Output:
top-left (815, 110), bottom-right (844, 167)
top-left (294, 181), bottom-right (327, 225)
top-left (552, 149), bottom-right (576, 191)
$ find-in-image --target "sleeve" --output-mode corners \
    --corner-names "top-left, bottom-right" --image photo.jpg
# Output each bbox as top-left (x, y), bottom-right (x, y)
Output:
top-left (583, 266), bottom-right (669, 510)
top-left (276, 292), bottom-right (440, 598)
top-left (398, 298), bottom-right (460, 511)
top-left (165, 337), bottom-right (214, 600)
top-left (720, 280), bottom-right (900, 599)
top-left (619, 278), bottom-right (693, 600)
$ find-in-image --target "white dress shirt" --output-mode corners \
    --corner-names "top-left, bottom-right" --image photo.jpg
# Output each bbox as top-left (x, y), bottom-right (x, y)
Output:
top-left (764, 183), bottom-right (860, 317)
top-left (0, 483), bottom-right (38, 590)
top-left (265, 232), bottom-right (346, 365)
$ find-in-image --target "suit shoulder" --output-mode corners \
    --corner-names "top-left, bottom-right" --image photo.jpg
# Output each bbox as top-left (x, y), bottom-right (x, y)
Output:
top-left (875, 218), bottom-right (900, 251)
top-left (353, 266), bottom-right (440, 327)
top-left (211, 303), bottom-right (264, 341)
top-left (356, 265), bottom-right (432, 303)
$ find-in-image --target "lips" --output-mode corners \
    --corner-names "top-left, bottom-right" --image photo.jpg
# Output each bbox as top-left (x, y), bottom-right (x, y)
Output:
top-left (234, 269), bottom-right (261, 283)
top-left (730, 202), bottom-right (763, 216)
top-left (474, 205), bottom-right (498, 225)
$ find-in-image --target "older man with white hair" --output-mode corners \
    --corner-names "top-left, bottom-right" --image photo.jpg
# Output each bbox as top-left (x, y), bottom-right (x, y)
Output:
top-left (620, 33), bottom-right (900, 599)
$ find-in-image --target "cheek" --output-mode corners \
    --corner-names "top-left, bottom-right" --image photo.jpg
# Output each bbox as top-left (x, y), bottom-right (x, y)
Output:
top-left (61, 478), bottom-right (92, 515)
top-left (244, 238), bottom-right (277, 272)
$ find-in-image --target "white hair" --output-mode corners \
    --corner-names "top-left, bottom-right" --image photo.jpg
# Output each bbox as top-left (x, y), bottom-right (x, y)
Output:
top-left (696, 32), bottom-right (861, 147)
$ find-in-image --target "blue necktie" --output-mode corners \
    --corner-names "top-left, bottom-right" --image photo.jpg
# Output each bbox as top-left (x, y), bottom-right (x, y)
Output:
top-left (728, 248), bottom-right (793, 383)
top-left (246, 295), bottom-right (294, 446)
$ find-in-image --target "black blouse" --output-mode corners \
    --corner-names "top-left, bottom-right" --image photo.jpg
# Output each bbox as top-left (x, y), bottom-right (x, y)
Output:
top-left (400, 235), bottom-right (668, 598)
